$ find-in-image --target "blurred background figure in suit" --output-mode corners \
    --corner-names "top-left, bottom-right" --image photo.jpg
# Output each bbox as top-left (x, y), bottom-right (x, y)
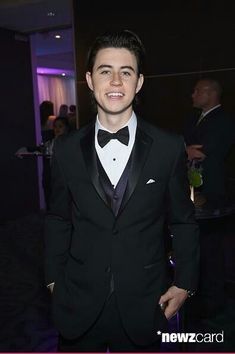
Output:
top-left (68, 104), bottom-right (78, 130)
top-left (42, 116), bottom-right (70, 210)
top-left (58, 104), bottom-right (69, 119)
top-left (183, 78), bottom-right (235, 321)
top-left (53, 116), bottom-right (70, 137)
top-left (40, 100), bottom-right (56, 142)
top-left (183, 78), bottom-right (235, 208)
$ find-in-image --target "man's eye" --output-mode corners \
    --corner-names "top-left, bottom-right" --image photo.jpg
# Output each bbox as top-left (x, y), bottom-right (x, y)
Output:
top-left (122, 71), bottom-right (131, 76)
top-left (100, 70), bottom-right (110, 75)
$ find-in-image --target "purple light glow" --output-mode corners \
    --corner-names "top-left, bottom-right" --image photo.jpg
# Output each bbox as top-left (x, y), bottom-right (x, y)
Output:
top-left (37, 67), bottom-right (74, 77)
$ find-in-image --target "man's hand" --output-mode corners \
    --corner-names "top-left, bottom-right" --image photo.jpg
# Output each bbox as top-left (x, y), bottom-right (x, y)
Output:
top-left (158, 286), bottom-right (188, 319)
top-left (186, 145), bottom-right (206, 161)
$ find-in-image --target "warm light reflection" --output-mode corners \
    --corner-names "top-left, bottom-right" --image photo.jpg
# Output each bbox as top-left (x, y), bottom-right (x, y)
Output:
top-left (190, 186), bottom-right (194, 203)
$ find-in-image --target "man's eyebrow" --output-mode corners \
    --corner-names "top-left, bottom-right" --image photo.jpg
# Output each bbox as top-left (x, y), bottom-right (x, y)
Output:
top-left (96, 64), bottom-right (112, 70)
top-left (96, 64), bottom-right (135, 72)
top-left (121, 66), bottom-right (135, 72)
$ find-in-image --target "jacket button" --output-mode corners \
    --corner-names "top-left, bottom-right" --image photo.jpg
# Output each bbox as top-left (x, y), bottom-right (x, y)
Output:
top-left (112, 228), bottom-right (118, 235)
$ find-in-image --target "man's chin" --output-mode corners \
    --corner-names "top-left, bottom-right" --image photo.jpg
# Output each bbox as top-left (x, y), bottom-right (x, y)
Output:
top-left (97, 103), bottom-right (133, 115)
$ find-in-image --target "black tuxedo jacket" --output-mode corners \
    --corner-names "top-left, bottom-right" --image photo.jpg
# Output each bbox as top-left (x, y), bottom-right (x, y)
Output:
top-left (44, 117), bottom-right (199, 345)
top-left (183, 106), bottom-right (235, 202)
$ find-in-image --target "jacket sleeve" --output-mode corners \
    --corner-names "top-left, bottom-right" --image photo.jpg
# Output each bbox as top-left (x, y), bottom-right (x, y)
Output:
top-left (167, 136), bottom-right (200, 291)
top-left (44, 141), bottom-right (72, 285)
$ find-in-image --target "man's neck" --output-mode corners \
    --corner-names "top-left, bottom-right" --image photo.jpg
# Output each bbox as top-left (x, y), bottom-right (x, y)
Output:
top-left (98, 109), bottom-right (133, 132)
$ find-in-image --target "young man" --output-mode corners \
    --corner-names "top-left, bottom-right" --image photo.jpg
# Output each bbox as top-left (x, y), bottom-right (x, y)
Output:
top-left (44, 29), bottom-right (199, 352)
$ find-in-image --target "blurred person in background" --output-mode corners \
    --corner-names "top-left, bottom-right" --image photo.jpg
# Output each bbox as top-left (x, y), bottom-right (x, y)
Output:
top-left (68, 104), bottom-right (78, 130)
top-left (183, 78), bottom-right (235, 208)
top-left (42, 116), bottom-right (70, 210)
top-left (58, 104), bottom-right (69, 119)
top-left (40, 100), bottom-right (55, 142)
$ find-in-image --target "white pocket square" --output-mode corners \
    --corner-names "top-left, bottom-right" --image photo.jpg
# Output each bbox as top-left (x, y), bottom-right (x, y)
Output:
top-left (146, 179), bottom-right (156, 184)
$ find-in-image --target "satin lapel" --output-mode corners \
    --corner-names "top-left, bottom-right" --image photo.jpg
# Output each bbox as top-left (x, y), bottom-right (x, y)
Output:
top-left (80, 125), bottom-right (109, 207)
top-left (118, 126), bottom-right (153, 216)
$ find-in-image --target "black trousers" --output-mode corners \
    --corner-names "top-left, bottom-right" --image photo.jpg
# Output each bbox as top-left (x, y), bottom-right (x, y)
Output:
top-left (58, 293), bottom-right (161, 352)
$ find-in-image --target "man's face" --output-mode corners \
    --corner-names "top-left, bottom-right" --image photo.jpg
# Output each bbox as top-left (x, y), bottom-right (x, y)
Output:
top-left (191, 81), bottom-right (211, 109)
top-left (54, 120), bottom-right (67, 137)
top-left (86, 47), bottom-right (144, 116)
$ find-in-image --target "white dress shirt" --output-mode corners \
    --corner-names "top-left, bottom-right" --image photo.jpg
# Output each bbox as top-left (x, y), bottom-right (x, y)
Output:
top-left (95, 113), bottom-right (137, 188)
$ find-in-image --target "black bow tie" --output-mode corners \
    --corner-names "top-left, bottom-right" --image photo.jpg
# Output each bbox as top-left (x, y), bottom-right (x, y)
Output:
top-left (97, 126), bottom-right (129, 148)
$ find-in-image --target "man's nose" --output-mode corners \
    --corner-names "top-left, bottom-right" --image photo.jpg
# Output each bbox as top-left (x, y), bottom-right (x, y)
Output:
top-left (110, 73), bottom-right (122, 85)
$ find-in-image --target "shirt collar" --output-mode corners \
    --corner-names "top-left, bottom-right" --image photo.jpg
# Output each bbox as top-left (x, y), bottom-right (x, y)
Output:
top-left (202, 104), bottom-right (221, 117)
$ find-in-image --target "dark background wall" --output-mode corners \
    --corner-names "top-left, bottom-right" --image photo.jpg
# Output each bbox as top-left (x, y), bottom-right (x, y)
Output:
top-left (0, 28), bottom-right (39, 221)
top-left (73, 0), bottom-right (235, 178)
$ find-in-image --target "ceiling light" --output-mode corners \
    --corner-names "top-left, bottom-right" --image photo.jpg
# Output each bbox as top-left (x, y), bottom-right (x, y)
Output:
top-left (37, 68), bottom-right (74, 77)
top-left (54, 34), bottom-right (61, 39)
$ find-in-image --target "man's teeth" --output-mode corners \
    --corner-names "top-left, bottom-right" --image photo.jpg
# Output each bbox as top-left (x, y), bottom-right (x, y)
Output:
top-left (107, 92), bottom-right (123, 97)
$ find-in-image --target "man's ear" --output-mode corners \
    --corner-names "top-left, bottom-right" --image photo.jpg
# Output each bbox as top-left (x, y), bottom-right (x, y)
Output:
top-left (86, 72), bottom-right (94, 91)
top-left (136, 74), bottom-right (144, 94)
